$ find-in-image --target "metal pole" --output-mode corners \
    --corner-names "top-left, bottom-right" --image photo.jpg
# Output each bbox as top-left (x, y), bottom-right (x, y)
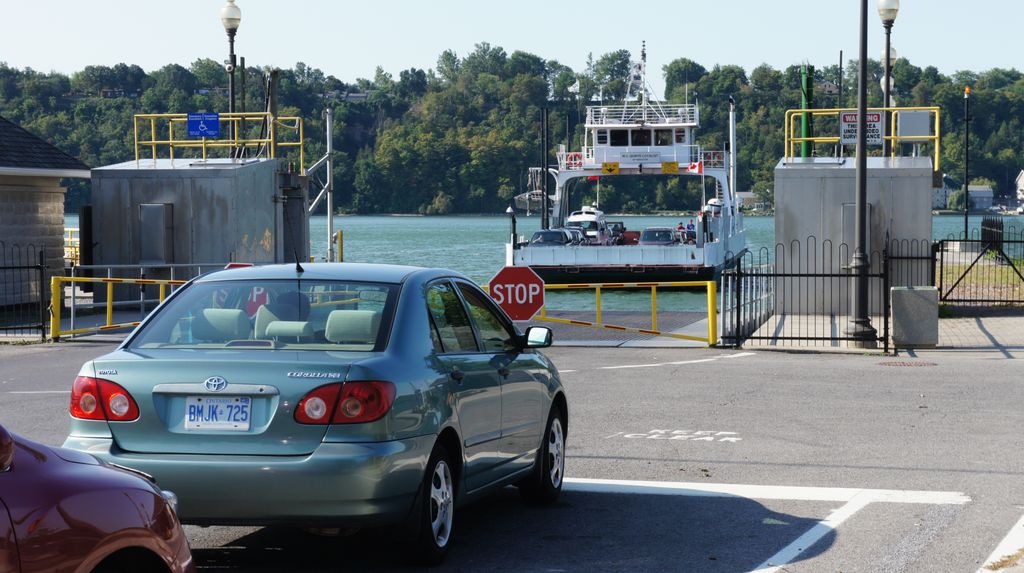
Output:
top-left (729, 96), bottom-right (737, 200)
top-left (227, 30), bottom-right (237, 145)
top-left (542, 107), bottom-right (549, 230)
top-left (846, 0), bottom-right (877, 346)
top-left (883, 21), bottom-right (893, 157)
top-left (800, 65), bottom-right (814, 158)
top-left (963, 86), bottom-right (971, 240)
top-left (325, 108), bottom-right (335, 262)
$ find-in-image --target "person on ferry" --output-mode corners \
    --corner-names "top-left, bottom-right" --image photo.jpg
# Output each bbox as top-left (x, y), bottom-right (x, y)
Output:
top-left (686, 219), bottom-right (696, 244)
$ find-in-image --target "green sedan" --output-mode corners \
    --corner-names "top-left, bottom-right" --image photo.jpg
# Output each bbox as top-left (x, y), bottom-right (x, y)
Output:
top-left (63, 263), bottom-right (567, 564)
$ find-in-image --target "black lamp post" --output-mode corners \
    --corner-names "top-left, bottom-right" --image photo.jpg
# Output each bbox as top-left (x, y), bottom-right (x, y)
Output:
top-left (963, 85), bottom-right (971, 239)
top-left (878, 0), bottom-right (899, 158)
top-left (220, 0), bottom-right (241, 143)
top-left (846, 0), bottom-right (878, 347)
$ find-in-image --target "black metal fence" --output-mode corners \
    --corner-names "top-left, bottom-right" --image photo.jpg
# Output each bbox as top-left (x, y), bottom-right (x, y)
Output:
top-left (721, 238), bottom-right (891, 351)
top-left (935, 221), bottom-right (1024, 307)
top-left (0, 242), bottom-right (47, 340)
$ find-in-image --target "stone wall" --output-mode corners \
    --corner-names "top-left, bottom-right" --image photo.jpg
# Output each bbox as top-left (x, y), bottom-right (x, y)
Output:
top-left (0, 176), bottom-right (67, 306)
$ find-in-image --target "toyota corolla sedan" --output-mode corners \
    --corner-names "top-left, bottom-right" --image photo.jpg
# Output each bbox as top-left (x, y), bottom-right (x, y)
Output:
top-left (0, 422), bottom-right (193, 573)
top-left (63, 263), bottom-right (567, 563)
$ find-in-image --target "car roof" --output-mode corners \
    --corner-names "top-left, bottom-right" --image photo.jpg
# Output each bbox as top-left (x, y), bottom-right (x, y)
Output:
top-left (642, 227), bottom-right (674, 232)
top-left (194, 262), bottom-right (455, 285)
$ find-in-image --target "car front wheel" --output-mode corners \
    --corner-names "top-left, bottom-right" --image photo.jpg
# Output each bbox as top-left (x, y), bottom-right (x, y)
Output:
top-left (519, 405), bottom-right (565, 504)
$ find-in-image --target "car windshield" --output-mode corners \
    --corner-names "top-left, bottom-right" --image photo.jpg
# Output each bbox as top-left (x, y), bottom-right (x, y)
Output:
top-left (641, 230), bottom-right (673, 242)
top-left (129, 279), bottom-right (398, 351)
top-left (531, 231), bottom-right (567, 243)
top-left (567, 221), bottom-right (598, 231)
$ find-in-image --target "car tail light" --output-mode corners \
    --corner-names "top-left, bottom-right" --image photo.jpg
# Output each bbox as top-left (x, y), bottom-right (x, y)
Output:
top-left (294, 384), bottom-right (342, 424)
top-left (294, 381), bottom-right (395, 425)
top-left (70, 376), bottom-right (140, 421)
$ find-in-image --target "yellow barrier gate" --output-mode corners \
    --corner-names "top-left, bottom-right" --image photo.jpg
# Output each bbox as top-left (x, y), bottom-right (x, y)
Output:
top-left (487, 280), bottom-right (718, 346)
top-left (50, 276), bottom-right (186, 341)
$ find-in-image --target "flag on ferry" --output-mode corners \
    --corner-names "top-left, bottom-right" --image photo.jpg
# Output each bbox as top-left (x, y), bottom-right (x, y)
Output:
top-left (686, 161), bottom-right (704, 175)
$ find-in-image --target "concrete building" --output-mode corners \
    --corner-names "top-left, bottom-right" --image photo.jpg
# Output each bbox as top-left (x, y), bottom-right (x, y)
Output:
top-left (0, 115), bottom-right (90, 305)
top-left (773, 156), bottom-right (935, 313)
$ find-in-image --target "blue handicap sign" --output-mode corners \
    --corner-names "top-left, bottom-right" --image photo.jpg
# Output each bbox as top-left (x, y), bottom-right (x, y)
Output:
top-left (187, 113), bottom-right (220, 138)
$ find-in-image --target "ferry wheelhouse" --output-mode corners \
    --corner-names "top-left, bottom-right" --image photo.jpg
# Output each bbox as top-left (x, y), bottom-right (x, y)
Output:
top-left (507, 45), bottom-right (746, 284)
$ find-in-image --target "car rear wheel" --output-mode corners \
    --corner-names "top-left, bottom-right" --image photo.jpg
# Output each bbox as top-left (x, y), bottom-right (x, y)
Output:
top-left (519, 405), bottom-right (565, 504)
top-left (411, 443), bottom-right (455, 564)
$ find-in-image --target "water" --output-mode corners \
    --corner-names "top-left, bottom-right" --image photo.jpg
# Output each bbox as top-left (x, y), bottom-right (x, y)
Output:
top-left (64, 212), bottom-right (1024, 312)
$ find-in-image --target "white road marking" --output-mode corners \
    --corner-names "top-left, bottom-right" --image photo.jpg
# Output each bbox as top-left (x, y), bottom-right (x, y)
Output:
top-left (598, 352), bottom-right (754, 370)
top-left (751, 491), bottom-right (876, 573)
top-left (600, 358), bottom-right (716, 370)
top-left (5, 390), bottom-right (71, 394)
top-left (560, 369), bottom-right (577, 373)
top-left (564, 478), bottom-right (969, 505)
top-left (565, 477), bottom-right (970, 572)
top-left (977, 513), bottom-right (1024, 573)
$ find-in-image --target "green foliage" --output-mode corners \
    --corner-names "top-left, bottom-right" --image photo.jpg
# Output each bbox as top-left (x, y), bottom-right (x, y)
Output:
top-left (1, 49), bottom-right (1023, 215)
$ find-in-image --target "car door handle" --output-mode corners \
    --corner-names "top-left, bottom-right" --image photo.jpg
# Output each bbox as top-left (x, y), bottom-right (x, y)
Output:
top-left (450, 368), bottom-right (465, 382)
top-left (497, 367), bottom-right (510, 377)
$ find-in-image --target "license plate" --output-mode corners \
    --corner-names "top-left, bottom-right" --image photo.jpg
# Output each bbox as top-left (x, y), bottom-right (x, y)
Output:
top-left (184, 396), bottom-right (251, 431)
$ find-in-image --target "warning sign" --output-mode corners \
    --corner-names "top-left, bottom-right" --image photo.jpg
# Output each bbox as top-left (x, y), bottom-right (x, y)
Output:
top-left (601, 162), bottom-right (620, 175)
top-left (840, 112), bottom-right (882, 146)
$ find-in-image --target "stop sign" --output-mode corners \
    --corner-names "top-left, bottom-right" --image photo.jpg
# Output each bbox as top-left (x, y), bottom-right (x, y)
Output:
top-left (488, 266), bottom-right (545, 320)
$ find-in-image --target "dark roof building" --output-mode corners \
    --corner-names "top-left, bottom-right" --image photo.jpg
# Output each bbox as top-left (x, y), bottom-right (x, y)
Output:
top-left (0, 115), bottom-right (90, 176)
top-left (0, 114), bottom-right (90, 307)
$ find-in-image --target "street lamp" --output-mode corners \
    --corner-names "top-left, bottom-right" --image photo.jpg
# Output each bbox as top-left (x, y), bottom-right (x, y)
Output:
top-left (846, 0), bottom-right (877, 347)
top-left (220, 0), bottom-right (241, 143)
top-left (878, 0), bottom-right (899, 157)
top-left (963, 85), bottom-right (971, 240)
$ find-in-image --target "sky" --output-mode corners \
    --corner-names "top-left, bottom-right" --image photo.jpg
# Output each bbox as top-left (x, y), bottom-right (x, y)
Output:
top-left (1, 0), bottom-right (1021, 97)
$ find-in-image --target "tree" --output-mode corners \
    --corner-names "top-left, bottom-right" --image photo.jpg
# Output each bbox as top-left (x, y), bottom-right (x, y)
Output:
top-left (663, 58), bottom-right (707, 100)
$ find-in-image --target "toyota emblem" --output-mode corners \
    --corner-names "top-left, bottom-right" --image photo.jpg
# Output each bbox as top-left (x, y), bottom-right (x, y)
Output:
top-left (204, 376), bottom-right (228, 392)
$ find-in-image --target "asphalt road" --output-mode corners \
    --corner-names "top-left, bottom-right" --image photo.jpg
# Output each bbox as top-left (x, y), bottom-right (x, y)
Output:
top-left (1, 338), bottom-right (1022, 572)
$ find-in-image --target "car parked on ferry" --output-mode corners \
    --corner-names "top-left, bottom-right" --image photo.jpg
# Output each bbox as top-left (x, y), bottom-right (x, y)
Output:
top-left (638, 227), bottom-right (683, 246)
top-left (563, 227), bottom-right (589, 245)
top-left (0, 422), bottom-right (194, 573)
top-left (529, 229), bottom-right (574, 246)
top-left (62, 263), bottom-right (568, 564)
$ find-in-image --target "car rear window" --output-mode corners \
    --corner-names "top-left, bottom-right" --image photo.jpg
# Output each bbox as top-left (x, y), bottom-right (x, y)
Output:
top-left (129, 279), bottom-right (397, 351)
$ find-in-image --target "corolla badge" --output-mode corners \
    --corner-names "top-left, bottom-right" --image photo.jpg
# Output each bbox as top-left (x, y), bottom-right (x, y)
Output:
top-left (204, 376), bottom-right (229, 392)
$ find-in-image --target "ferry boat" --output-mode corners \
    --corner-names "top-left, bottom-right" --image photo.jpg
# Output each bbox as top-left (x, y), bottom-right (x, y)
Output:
top-left (506, 44), bottom-right (746, 284)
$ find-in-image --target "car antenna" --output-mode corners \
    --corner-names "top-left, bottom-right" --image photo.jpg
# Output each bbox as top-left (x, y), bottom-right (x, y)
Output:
top-left (293, 248), bottom-right (304, 274)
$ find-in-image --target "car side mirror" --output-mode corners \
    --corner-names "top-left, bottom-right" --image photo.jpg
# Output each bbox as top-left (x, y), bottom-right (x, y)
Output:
top-left (524, 326), bottom-right (553, 348)
top-left (0, 423), bottom-right (13, 472)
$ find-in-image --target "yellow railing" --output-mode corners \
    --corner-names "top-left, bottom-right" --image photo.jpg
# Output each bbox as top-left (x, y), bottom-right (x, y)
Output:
top-left (50, 276), bottom-right (186, 340)
top-left (486, 280), bottom-right (718, 346)
top-left (63, 227), bottom-right (80, 266)
top-left (784, 106), bottom-right (941, 171)
top-left (133, 112), bottom-right (305, 173)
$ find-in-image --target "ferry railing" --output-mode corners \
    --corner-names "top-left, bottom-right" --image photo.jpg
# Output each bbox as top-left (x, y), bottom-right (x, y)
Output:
top-left (486, 281), bottom-right (718, 346)
top-left (783, 106), bottom-right (941, 171)
top-left (586, 104), bottom-right (699, 126)
top-left (50, 276), bottom-right (186, 341)
top-left (133, 112), bottom-right (305, 173)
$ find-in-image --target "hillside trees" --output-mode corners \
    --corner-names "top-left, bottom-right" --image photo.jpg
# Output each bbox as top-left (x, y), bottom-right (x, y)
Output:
top-left (0, 47), bottom-right (1022, 214)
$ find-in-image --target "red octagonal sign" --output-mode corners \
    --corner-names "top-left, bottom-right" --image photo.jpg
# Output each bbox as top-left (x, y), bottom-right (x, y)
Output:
top-left (488, 266), bottom-right (545, 321)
